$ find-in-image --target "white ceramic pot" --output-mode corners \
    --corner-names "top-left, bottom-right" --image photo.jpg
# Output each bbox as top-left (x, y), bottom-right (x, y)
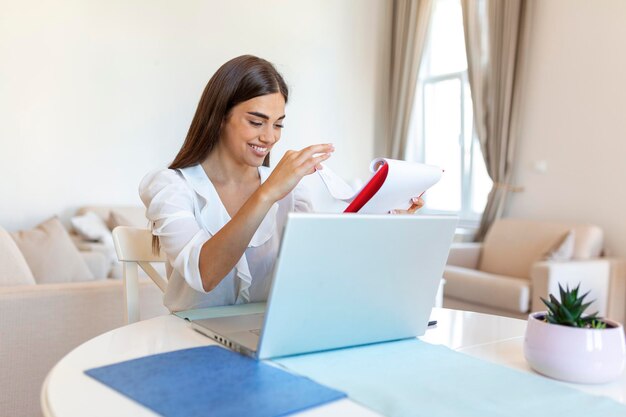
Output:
top-left (524, 312), bottom-right (626, 384)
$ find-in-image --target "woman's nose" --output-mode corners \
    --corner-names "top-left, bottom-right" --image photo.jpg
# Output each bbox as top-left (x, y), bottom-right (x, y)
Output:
top-left (260, 126), bottom-right (278, 144)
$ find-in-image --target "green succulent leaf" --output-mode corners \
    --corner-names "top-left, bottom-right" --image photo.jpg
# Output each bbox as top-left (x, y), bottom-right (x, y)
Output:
top-left (549, 293), bottom-right (560, 306)
top-left (590, 320), bottom-right (607, 329)
top-left (572, 283), bottom-right (581, 298)
top-left (541, 297), bottom-right (559, 314)
top-left (558, 284), bottom-right (567, 303)
top-left (580, 301), bottom-right (593, 313)
top-left (561, 307), bottom-right (574, 322)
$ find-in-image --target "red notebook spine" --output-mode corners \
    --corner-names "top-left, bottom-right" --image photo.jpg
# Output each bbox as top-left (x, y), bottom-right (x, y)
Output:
top-left (343, 163), bottom-right (389, 213)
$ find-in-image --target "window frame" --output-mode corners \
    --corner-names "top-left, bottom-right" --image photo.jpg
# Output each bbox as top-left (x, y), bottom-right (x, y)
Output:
top-left (417, 68), bottom-right (483, 227)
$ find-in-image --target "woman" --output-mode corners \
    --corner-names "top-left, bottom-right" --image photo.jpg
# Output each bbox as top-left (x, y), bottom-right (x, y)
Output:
top-left (140, 55), bottom-right (422, 312)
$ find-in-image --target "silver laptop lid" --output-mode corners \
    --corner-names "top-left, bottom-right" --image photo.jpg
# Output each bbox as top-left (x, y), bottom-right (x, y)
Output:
top-left (257, 213), bottom-right (457, 359)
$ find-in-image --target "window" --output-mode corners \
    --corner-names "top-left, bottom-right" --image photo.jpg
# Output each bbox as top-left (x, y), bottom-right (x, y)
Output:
top-left (407, 0), bottom-right (492, 225)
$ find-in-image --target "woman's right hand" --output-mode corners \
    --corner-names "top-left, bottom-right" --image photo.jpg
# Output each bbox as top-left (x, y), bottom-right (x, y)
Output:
top-left (259, 143), bottom-right (335, 203)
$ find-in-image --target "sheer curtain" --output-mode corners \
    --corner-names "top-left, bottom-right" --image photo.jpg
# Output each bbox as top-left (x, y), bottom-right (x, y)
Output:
top-left (387, 0), bottom-right (434, 159)
top-left (461, 0), bottom-right (530, 240)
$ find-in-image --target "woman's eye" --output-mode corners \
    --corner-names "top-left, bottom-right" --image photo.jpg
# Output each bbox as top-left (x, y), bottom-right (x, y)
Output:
top-left (274, 124), bottom-right (284, 129)
top-left (249, 121), bottom-right (263, 127)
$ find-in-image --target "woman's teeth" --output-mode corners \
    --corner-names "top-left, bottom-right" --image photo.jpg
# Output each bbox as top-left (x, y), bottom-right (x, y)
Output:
top-left (249, 144), bottom-right (268, 154)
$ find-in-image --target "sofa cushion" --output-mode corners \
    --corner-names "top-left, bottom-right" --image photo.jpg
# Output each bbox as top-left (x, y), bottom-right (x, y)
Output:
top-left (443, 265), bottom-right (530, 314)
top-left (80, 251), bottom-right (110, 279)
top-left (568, 223), bottom-right (603, 259)
top-left (11, 217), bottom-right (95, 284)
top-left (0, 225), bottom-right (36, 286)
top-left (479, 220), bottom-right (569, 279)
top-left (542, 229), bottom-right (576, 261)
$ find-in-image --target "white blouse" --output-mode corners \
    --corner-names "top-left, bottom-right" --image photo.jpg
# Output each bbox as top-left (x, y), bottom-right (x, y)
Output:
top-left (138, 164), bottom-right (315, 312)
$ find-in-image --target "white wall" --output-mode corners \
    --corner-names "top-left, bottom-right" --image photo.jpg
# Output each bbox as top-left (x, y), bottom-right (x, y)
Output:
top-left (507, 0), bottom-right (626, 257)
top-left (0, 0), bottom-right (389, 230)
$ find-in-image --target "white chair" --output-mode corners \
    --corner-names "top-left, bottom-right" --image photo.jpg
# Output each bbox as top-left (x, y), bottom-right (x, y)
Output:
top-left (112, 226), bottom-right (167, 324)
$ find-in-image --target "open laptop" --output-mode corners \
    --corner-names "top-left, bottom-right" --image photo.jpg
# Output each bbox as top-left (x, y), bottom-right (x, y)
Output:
top-left (191, 213), bottom-right (457, 360)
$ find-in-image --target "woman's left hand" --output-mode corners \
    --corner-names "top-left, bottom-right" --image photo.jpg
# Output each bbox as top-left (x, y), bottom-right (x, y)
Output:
top-left (390, 196), bottom-right (424, 214)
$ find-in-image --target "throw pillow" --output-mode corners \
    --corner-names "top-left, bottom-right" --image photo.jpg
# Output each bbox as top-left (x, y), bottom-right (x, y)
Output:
top-left (71, 211), bottom-right (118, 268)
top-left (107, 208), bottom-right (149, 231)
top-left (543, 230), bottom-right (576, 261)
top-left (0, 225), bottom-right (36, 286)
top-left (11, 217), bottom-right (95, 284)
top-left (71, 211), bottom-right (111, 242)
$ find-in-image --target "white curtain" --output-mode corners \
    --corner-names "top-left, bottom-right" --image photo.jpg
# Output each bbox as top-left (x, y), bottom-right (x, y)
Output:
top-left (387, 0), bottom-right (434, 159)
top-left (461, 0), bottom-right (529, 240)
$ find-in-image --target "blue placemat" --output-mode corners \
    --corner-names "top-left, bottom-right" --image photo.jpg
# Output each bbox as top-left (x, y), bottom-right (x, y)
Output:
top-left (274, 339), bottom-right (626, 417)
top-left (85, 346), bottom-right (345, 417)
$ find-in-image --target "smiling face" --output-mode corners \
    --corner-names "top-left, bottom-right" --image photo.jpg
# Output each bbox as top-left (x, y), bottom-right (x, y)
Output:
top-left (217, 92), bottom-right (286, 168)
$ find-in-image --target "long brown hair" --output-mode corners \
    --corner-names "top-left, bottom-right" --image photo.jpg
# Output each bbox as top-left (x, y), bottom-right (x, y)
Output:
top-left (153, 55), bottom-right (288, 254)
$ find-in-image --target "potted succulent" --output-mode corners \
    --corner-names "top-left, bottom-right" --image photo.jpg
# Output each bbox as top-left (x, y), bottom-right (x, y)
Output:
top-left (524, 283), bottom-right (626, 384)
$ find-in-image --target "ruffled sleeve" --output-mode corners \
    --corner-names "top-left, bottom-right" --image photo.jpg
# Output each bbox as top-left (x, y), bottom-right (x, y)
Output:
top-left (138, 169), bottom-right (210, 294)
top-left (293, 170), bottom-right (350, 213)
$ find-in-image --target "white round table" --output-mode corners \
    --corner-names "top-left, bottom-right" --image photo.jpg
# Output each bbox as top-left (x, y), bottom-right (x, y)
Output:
top-left (41, 308), bottom-right (626, 416)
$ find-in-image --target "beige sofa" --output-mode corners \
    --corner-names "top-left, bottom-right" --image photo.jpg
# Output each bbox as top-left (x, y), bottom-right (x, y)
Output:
top-left (0, 206), bottom-right (168, 417)
top-left (443, 218), bottom-right (625, 322)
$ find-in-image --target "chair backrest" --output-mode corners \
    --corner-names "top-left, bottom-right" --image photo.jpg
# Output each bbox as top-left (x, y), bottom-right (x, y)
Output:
top-left (479, 219), bottom-right (603, 279)
top-left (112, 226), bottom-right (167, 324)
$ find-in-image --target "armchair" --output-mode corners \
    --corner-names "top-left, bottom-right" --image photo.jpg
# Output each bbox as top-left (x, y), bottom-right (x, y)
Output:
top-left (442, 218), bottom-right (619, 320)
